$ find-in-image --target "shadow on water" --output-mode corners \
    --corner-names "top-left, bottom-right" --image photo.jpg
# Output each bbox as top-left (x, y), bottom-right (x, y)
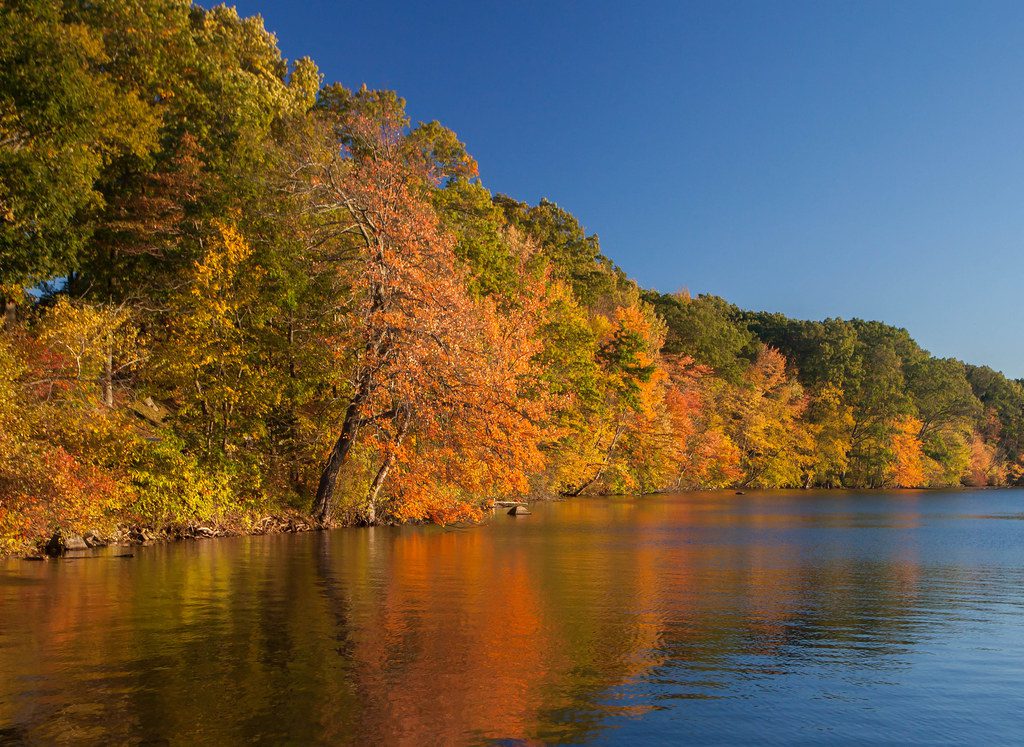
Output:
top-left (2, 489), bottom-right (1024, 744)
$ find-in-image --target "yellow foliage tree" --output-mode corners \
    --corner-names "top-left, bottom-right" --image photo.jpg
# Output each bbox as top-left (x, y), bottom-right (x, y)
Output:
top-left (805, 384), bottom-right (855, 488)
top-left (155, 222), bottom-right (277, 457)
top-left (725, 346), bottom-right (813, 488)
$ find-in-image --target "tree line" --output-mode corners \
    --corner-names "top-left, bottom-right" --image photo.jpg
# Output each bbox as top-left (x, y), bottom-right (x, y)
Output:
top-left (2, 0), bottom-right (1023, 552)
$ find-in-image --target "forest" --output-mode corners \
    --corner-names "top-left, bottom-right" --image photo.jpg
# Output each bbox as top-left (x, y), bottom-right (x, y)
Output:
top-left (3, 0), bottom-right (1024, 553)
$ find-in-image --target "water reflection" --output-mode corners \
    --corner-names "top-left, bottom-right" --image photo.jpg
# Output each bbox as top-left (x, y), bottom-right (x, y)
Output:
top-left (2, 491), bottom-right (1024, 744)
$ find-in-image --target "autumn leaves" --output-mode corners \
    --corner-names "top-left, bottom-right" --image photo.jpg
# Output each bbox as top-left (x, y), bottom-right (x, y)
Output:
top-left (299, 106), bottom-right (547, 525)
top-left (3, 2), bottom-right (1024, 553)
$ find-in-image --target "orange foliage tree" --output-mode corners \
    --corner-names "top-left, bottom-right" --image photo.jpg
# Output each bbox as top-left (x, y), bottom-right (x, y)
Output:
top-left (293, 105), bottom-right (548, 524)
top-left (0, 311), bottom-right (131, 552)
top-left (965, 433), bottom-right (1001, 487)
top-left (669, 358), bottom-right (746, 489)
top-left (887, 416), bottom-right (927, 487)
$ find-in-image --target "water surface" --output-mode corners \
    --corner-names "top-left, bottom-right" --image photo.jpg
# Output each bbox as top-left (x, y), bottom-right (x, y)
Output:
top-left (2, 490), bottom-right (1024, 744)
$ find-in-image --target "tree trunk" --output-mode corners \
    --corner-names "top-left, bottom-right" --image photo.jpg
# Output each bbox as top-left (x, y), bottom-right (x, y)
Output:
top-left (312, 396), bottom-right (363, 524)
top-left (360, 409), bottom-right (410, 526)
top-left (103, 330), bottom-right (114, 407)
top-left (563, 421), bottom-right (626, 497)
top-left (312, 264), bottom-right (389, 525)
top-left (1, 297), bottom-right (15, 328)
top-left (312, 363), bottom-right (380, 523)
top-left (361, 456), bottom-right (392, 526)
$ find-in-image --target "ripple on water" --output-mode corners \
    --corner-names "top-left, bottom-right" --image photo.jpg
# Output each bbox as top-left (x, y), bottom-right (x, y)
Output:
top-left (1, 490), bottom-right (1024, 743)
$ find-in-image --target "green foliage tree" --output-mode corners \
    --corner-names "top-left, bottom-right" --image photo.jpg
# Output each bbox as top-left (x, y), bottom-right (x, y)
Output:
top-left (649, 292), bottom-right (758, 381)
top-left (495, 195), bottom-right (627, 307)
top-left (0, 0), bottom-right (157, 295)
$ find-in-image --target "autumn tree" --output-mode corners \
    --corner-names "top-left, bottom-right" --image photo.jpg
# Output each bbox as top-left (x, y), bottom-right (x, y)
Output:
top-left (887, 416), bottom-right (926, 488)
top-left (722, 346), bottom-right (813, 488)
top-left (804, 384), bottom-right (854, 488)
top-left (291, 90), bottom-right (547, 524)
top-left (559, 301), bottom-right (672, 496)
top-left (150, 222), bottom-right (278, 458)
top-left (495, 195), bottom-right (627, 308)
top-left (649, 292), bottom-right (758, 382)
top-left (366, 237), bottom-right (551, 524)
top-left (965, 430), bottom-right (1002, 487)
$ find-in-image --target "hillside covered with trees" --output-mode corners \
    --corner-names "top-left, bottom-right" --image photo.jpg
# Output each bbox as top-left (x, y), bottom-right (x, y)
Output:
top-left (3, 0), bottom-right (1023, 553)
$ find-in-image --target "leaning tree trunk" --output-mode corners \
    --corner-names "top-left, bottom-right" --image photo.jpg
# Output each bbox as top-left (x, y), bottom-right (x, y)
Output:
top-left (310, 225), bottom-right (391, 524)
top-left (360, 409), bottom-right (410, 526)
top-left (361, 453), bottom-right (393, 527)
top-left (562, 421), bottom-right (626, 497)
top-left (313, 391), bottom-right (365, 524)
top-left (311, 304), bottom-right (388, 524)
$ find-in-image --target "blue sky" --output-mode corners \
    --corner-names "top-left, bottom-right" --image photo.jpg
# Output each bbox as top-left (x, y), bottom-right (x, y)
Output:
top-left (232, 0), bottom-right (1024, 377)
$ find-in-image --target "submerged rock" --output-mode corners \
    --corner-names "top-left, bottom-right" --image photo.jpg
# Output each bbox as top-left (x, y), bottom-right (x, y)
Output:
top-left (44, 530), bottom-right (88, 556)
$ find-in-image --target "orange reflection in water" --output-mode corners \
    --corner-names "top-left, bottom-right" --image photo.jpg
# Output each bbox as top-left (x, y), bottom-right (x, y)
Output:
top-left (341, 528), bottom-right (562, 743)
top-left (0, 491), bottom-right (977, 745)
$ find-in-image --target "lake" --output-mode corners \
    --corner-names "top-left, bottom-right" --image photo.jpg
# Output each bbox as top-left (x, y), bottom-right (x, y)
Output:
top-left (2, 490), bottom-right (1024, 744)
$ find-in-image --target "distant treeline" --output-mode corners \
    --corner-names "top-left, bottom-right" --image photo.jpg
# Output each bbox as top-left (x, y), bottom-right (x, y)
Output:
top-left (2, 1), bottom-right (1022, 552)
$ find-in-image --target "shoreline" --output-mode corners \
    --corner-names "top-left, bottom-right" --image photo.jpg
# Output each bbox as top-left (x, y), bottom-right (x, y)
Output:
top-left (17, 513), bottom-right (318, 561)
top-left (10, 485), bottom-right (1015, 561)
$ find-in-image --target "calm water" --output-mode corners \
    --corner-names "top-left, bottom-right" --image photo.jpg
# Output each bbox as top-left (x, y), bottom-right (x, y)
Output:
top-left (2, 490), bottom-right (1024, 744)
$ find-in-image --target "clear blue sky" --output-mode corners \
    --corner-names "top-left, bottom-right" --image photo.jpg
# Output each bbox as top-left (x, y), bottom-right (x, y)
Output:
top-left (232, 0), bottom-right (1024, 377)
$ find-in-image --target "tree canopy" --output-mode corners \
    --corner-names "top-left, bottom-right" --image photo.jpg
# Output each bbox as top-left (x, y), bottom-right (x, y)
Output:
top-left (2, 1), bottom-right (1021, 553)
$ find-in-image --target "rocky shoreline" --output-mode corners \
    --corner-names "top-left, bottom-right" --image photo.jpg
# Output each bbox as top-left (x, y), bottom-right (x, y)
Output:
top-left (22, 513), bottom-right (318, 560)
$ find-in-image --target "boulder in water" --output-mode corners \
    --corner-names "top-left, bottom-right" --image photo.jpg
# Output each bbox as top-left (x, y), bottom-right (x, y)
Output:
top-left (45, 530), bottom-right (88, 556)
top-left (507, 505), bottom-right (531, 516)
